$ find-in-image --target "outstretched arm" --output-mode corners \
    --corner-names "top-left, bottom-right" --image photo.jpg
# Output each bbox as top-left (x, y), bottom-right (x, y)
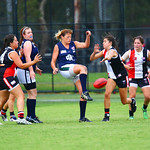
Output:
top-left (90, 44), bottom-right (103, 61)
top-left (74, 31), bottom-right (91, 49)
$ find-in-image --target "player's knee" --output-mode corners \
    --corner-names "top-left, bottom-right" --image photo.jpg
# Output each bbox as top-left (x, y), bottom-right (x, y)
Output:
top-left (82, 66), bottom-right (87, 73)
top-left (104, 92), bottom-right (111, 99)
top-left (121, 101), bottom-right (126, 105)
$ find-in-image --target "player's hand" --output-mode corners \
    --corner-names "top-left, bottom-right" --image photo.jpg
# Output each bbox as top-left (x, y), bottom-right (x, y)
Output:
top-left (53, 68), bottom-right (59, 74)
top-left (0, 64), bottom-right (5, 67)
top-left (36, 67), bottom-right (42, 76)
top-left (94, 44), bottom-right (100, 53)
top-left (86, 30), bottom-right (91, 36)
top-left (34, 54), bottom-right (42, 63)
top-left (124, 64), bottom-right (134, 70)
top-left (100, 56), bottom-right (110, 63)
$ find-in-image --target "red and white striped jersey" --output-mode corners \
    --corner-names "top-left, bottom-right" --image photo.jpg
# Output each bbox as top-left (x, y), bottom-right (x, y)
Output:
top-left (122, 48), bottom-right (148, 79)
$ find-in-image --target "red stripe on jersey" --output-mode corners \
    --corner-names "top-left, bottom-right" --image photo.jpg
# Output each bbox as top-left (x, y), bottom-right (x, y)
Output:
top-left (3, 63), bottom-right (17, 78)
top-left (3, 78), bottom-right (13, 89)
top-left (103, 49), bottom-right (107, 58)
top-left (128, 49), bottom-right (135, 78)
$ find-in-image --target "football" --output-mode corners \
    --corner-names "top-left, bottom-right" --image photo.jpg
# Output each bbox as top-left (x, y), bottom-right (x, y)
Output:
top-left (93, 78), bottom-right (107, 89)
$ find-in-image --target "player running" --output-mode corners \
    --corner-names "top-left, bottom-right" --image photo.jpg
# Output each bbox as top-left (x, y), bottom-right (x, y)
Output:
top-left (122, 35), bottom-right (150, 119)
top-left (90, 33), bottom-right (136, 121)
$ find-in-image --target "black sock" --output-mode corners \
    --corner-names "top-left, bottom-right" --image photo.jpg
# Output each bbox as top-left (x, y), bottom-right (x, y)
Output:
top-left (28, 99), bottom-right (36, 118)
top-left (79, 101), bottom-right (87, 120)
top-left (129, 110), bottom-right (134, 117)
top-left (10, 111), bottom-right (15, 116)
top-left (79, 74), bottom-right (87, 93)
top-left (104, 108), bottom-right (110, 118)
top-left (2, 109), bottom-right (7, 112)
top-left (143, 104), bottom-right (148, 109)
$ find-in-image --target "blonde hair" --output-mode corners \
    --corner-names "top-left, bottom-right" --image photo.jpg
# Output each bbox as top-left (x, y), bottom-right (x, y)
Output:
top-left (55, 29), bottom-right (73, 41)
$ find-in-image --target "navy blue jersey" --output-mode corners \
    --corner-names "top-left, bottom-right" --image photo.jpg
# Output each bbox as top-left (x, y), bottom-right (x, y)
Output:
top-left (57, 41), bottom-right (77, 68)
top-left (21, 39), bottom-right (38, 71)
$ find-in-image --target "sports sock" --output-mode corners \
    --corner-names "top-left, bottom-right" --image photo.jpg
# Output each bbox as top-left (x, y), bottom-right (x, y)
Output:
top-left (1, 109), bottom-right (7, 115)
top-left (18, 111), bottom-right (24, 119)
top-left (104, 108), bottom-right (110, 118)
top-left (10, 111), bottom-right (15, 116)
top-left (79, 74), bottom-right (87, 93)
top-left (28, 99), bottom-right (36, 118)
top-left (79, 101), bottom-right (87, 120)
top-left (129, 110), bottom-right (133, 117)
top-left (143, 104), bottom-right (148, 110)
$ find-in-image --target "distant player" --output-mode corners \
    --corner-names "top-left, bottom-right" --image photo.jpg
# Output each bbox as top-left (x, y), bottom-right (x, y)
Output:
top-left (51, 29), bottom-right (92, 122)
top-left (90, 33), bottom-right (136, 121)
top-left (122, 35), bottom-right (150, 119)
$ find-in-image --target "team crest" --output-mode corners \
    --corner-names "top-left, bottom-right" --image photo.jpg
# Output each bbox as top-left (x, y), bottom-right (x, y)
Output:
top-left (133, 57), bottom-right (137, 60)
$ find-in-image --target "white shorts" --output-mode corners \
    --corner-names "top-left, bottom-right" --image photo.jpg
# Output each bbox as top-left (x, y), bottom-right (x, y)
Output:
top-left (17, 68), bottom-right (36, 84)
top-left (59, 64), bottom-right (79, 83)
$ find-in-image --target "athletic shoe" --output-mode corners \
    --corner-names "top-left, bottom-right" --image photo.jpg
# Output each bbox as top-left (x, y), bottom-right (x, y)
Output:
top-left (102, 113), bottom-right (110, 122)
top-left (129, 116), bottom-right (134, 120)
top-left (1, 114), bottom-right (8, 122)
top-left (81, 91), bottom-right (93, 101)
top-left (16, 118), bottom-right (32, 125)
top-left (10, 115), bottom-right (17, 122)
top-left (26, 116), bottom-right (43, 123)
top-left (102, 117), bottom-right (109, 122)
top-left (0, 122), bottom-right (3, 125)
top-left (142, 108), bottom-right (148, 119)
top-left (79, 117), bottom-right (92, 122)
top-left (34, 117), bottom-right (43, 123)
top-left (130, 98), bottom-right (137, 113)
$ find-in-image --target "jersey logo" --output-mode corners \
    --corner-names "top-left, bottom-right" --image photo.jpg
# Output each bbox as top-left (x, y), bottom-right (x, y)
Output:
top-left (61, 50), bottom-right (67, 54)
top-left (142, 57), bottom-right (146, 62)
top-left (71, 46), bottom-right (75, 50)
top-left (66, 54), bottom-right (74, 61)
top-left (133, 57), bottom-right (137, 60)
top-left (11, 80), bottom-right (16, 85)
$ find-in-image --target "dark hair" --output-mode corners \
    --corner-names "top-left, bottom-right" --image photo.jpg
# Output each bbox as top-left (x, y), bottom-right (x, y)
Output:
top-left (0, 34), bottom-right (15, 55)
top-left (133, 35), bottom-right (144, 44)
top-left (103, 33), bottom-right (119, 52)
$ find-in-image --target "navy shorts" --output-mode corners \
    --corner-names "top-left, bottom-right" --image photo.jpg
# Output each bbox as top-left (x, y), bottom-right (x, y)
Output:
top-left (0, 76), bottom-right (19, 91)
top-left (113, 76), bottom-right (128, 88)
top-left (129, 77), bottom-right (150, 88)
top-left (23, 82), bottom-right (36, 90)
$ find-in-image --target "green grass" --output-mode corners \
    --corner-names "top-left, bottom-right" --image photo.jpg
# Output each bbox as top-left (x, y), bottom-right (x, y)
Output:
top-left (0, 93), bottom-right (150, 150)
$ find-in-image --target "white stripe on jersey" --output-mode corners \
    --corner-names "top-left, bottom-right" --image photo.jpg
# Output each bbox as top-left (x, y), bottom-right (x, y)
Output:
top-left (104, 49), bottom-right (118, 79)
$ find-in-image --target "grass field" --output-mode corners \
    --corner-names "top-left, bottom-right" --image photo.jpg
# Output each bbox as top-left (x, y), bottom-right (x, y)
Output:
top-left (0, 92), bottom-right (150, 150)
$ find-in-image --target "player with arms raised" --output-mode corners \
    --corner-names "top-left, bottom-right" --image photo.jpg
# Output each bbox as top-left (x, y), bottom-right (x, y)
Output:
top-left (90, 33), bottom-right (136, 121)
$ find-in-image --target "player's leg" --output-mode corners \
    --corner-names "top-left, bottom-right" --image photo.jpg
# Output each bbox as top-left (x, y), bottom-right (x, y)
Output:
top-left (74, 79), bottom-right (92, 122)
top-left (8, 94), bottom-right (17, 121)
top-left (73, 64), bottom-right (93, 101)
top-left (0, 90), bottom-right (9, 122)
top-left (10, 85), bottom-right (32, 125)
top-left (102, 78), bottom-right (116, 122)
top-left (127, 86), bottom-right (137, 119)
top-left (141, 86), bottom-right (150, 119)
